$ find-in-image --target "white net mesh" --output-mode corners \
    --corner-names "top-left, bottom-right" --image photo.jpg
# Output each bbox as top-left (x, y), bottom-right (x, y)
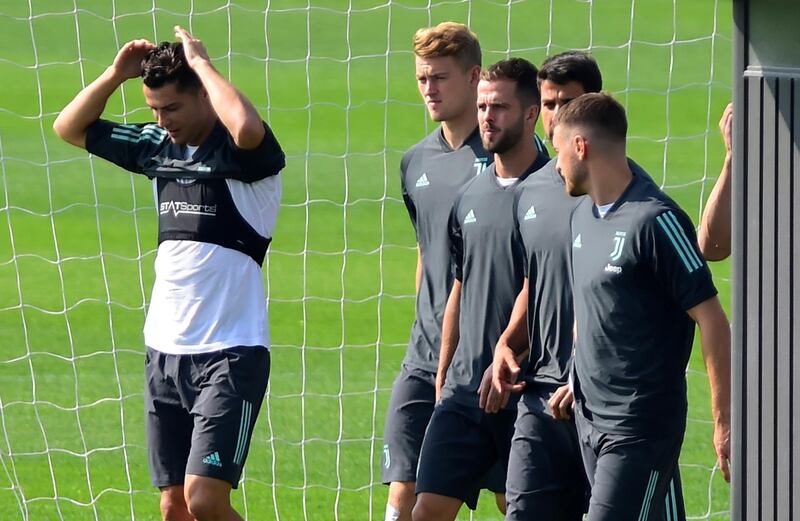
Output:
top-left (0, 1), bottom-right (732, 519)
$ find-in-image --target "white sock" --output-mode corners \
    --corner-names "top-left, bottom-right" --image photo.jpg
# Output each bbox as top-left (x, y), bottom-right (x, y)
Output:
top-left (384, 503), bottom-right (401, 521)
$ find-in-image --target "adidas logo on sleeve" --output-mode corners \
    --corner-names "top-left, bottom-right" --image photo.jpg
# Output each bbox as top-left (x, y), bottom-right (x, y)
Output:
top-left (415, 173), bottom-right (430, 187)
top-left (524, 205), bottom-right (537, 220)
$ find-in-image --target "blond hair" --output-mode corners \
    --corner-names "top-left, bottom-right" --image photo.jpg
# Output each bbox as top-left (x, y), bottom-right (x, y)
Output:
top-left (413, 22), bottom-right (481, 70)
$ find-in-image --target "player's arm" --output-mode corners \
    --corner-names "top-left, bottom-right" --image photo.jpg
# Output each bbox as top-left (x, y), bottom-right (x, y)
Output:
top-left (174, 26), bottom-right (264, 150)
top-left (415, 246), bottom-right (422, 293)
top-left (481, 280), bottom-right (529, 413)
top-left (687, 296), bottom-right (731, 483)
top-left (548, 319), bottom-right (579, 421)
top-left (436, 199), bottom-right (466, 402)
top-left (649, 207), bottom-right (730, 482)
top-left (53, 39), bottom-right (156, 149)
top-left (399, 151), bottom-right (421, 294)
top-left (436, 280), bottom-right (461, 402)
top-left (698, 103), bottom-right (732, 261)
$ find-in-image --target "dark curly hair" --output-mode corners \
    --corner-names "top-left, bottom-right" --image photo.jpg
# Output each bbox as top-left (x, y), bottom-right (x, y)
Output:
top-left (538, 51), bottom-right (602, 94)
top-left (481, 58), bottom-right (540, 107)
top-left (141, 42), bottom-right (201, 92)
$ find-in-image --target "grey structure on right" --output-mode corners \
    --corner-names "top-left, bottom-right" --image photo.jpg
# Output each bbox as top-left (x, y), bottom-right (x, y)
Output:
top-left (731, 0), bottom-right (800, 519)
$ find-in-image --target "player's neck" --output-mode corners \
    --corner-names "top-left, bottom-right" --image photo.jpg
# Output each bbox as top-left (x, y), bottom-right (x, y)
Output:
top-left (441, 113), bottom-right (477, 150)
top-left (495, 138), bottom-right (538, 179)
top-left (588, 157), bottom-right (633, 206)
top-left (186, 116), bottom-right (218, 147)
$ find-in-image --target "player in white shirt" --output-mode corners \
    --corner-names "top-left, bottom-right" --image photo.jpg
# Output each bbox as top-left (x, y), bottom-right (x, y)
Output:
top-left (53, 27), bottom-right (284, 521)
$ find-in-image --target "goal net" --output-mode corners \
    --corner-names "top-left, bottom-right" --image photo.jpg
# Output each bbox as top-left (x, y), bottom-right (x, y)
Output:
top-left (0, 1), bottom-right (732, 519)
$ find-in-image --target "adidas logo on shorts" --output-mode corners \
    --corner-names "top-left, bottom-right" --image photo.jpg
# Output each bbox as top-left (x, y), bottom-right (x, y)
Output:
top-left (202, 451), bottom-right (223, 467)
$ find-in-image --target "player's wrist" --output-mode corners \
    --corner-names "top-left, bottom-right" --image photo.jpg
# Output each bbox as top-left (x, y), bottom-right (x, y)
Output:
top-left (189, 57), bottom-right (215, 76)
top-left (104, 65), bottom-right (130, 85)
top-left (713, 409), bottom-right (731, 427)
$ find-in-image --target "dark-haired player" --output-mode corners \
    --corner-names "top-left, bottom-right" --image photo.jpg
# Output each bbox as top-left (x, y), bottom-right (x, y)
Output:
top-left (487, 51), bottom-right (687, 521)
top-left (53, 26), bottom-right (283, 521)
top-left (482, 50), bottom-right (603, 521)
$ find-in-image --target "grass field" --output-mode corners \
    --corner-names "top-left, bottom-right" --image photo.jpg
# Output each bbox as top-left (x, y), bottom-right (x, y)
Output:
top-left (0, 1), bottom-right (733, 519)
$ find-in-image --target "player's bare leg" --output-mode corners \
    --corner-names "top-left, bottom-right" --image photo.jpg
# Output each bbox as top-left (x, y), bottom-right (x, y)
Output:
top-left (159, 485), bottom-right (194, 521)
top-left (494, 492), bottom-right (506, 514)
top-left (412, 492), bottom-right (462, 521)
top-left (184, 474), bottom-right (242, 521)
top-left (387, 481), bottom-right (416, 520)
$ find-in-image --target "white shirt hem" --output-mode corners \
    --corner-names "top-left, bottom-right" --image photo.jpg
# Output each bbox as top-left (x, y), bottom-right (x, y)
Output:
top-left (146, 338), bottom-right (271, 355)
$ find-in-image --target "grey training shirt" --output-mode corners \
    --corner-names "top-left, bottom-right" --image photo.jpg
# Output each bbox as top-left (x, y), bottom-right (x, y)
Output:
top-left (514, 159), bottom-right (583, 393)
top-left (570, 172), bottom-right (717, 436)
top-left (441, 153), bottom-right (550, 410)
top-left (400, 127), bottom-right (491, 373)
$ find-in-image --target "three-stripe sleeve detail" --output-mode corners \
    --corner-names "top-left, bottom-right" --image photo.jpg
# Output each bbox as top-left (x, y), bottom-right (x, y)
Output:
top-left (111, 125), bottom-right (166, 145)
top-left (656, 211), bottom-right (703, 273)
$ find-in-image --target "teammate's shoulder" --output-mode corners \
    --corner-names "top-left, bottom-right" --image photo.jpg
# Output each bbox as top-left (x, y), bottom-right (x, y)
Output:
top-left (631, 187), bottom-right (693, 237)
top-left (464, 165), bottom-right (492, 191)
top-left (463, 127), bottom-right (489, 155)
top-left (401, 128), bottom-right (442, 165)
top-left (517, 158), bottom-right (565, 193)
top-left (99, 120), bottom-right (166, 141)
top-left (609, 174), bottom-right (668, 227)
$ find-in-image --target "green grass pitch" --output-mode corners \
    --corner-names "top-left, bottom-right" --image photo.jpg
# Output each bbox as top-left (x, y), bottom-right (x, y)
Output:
top-left (0, 1), bottom-right (732, 519)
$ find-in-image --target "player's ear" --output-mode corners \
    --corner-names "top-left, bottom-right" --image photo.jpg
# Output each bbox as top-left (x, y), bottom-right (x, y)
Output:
top-left (526, 103), bottom-right (540, 126)
top-left (574, 134), bottom-right (588, 160)
top-left (468, 65), bottom-right (481, 85)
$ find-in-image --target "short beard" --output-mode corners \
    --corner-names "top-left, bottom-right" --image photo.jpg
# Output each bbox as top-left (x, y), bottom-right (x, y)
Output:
top-left (565, 164), bottom-right (589, 196)
top-left (484, 116), bottom-right (524, 154)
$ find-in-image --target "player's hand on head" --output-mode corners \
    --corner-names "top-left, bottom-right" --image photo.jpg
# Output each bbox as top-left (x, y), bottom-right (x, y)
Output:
top-left (174, 26), bottom-right (211, 69)
top-left (719, 102), bottom-right (733, 155)
top-left (547, 384), bottom-right (573, 421)
top-left (714, 419), bottom-right (731, 483)
top-left (112, 39), bottom-right (156, 81)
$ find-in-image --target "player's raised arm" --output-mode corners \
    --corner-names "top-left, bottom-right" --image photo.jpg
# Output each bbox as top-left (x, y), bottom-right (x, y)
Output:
top-left (687, 296), bottom-right (732, 483)
top-left (173, 26), bottom-right (265, 150)
top-left (698, 103), bottom-right (733, 261)
top-left (53, 39), bottom-right (156, 148)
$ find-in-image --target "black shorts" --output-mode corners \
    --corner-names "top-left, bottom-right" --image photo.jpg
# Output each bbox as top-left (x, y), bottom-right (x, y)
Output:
top-left (381, 364), bottom-right (506, 494)
top-left (505, 391), bottom-right (589, 521)
top-left (415, 398), bottom-right (515, 510)
top-left (145, 346), bottom-right (270, 489)
top-left (575, 405), bottom-right (687, 521)
top-left (381, 364), bottom-right (437, 484)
